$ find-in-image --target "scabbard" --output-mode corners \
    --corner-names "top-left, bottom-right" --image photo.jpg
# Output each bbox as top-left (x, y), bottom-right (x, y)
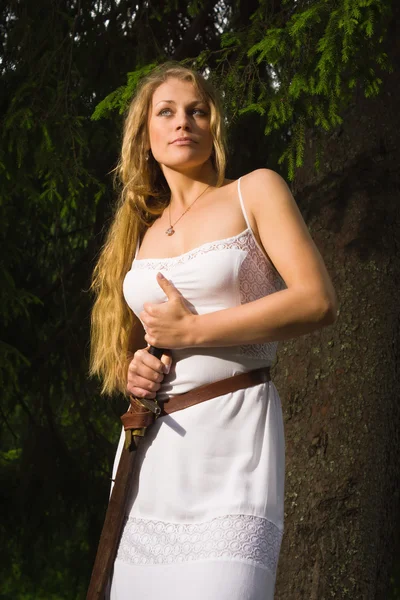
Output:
top-left (86, 435), bottom-right (141, 599)
top-left (86, 346), bottom-right (164, 600)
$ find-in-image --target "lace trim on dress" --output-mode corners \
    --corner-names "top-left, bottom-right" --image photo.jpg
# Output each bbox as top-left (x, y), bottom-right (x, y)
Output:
top-left (117, 513), bottom-right (283, 574)
top-left (132, 229), bottom-right (253, 270)
top-left (237, 233), bottom-right (283, 361)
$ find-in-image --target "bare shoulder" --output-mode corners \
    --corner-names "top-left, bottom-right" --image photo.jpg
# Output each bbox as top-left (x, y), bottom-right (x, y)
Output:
top-left (239, 169), bottom-right (297, 224)
top-left (241, 169), bottom-right (292, 204)
top-left (242, 168), bottom-right (285, 185)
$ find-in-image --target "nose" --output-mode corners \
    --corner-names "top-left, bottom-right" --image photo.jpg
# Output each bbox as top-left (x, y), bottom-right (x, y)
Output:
top-left (175, 109), bottom-right (191, 131)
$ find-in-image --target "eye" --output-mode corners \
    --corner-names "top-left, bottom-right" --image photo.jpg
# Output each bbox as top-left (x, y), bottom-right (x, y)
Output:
top-left (158, 108), bottom-right (173, 116)
top-left (192, 108), bottom-right (208, 116)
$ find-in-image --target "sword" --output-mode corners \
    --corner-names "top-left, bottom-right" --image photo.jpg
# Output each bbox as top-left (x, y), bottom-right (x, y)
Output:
top-left (86, 346), bottom-right (165, 599)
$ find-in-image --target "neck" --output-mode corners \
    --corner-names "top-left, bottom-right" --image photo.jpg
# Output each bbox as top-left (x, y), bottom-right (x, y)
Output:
top-left (162, 162), bottom-right (217, 210)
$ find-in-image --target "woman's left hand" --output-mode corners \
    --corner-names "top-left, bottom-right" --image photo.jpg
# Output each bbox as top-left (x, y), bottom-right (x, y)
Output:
top-left (140, 272), bottom-right (196, 349)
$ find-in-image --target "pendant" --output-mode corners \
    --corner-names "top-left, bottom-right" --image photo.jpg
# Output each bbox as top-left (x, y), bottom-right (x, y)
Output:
top-left (165, 227), bottom-right (175, 236)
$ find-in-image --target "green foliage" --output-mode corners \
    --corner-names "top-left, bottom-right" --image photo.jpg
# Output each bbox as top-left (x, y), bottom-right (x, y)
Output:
top-left (91, 63), bottom-right (158, 120)
top-left (118, 0), bottom-right (391, 179)
top-left (233, 0), bottom-right (393, 177)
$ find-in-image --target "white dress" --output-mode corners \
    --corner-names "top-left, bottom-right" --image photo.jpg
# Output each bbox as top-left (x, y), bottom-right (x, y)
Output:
top-left (108, 178), bottom-right (286, 599)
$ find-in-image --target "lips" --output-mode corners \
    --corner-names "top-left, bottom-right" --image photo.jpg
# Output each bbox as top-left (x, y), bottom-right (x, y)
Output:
top-left (170, 137), bottom-right (196, 144)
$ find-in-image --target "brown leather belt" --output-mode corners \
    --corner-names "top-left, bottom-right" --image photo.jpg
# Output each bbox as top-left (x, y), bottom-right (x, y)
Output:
top-left (121, 366), bottom-right (271, 435)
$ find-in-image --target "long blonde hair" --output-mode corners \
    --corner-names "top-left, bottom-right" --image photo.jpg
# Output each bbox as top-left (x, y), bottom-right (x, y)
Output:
top-left (90, 62), bottom-right (227, 395)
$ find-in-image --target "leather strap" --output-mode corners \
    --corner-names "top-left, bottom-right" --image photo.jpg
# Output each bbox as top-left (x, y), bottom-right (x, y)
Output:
top-left (121, 396), bottom-right (155, 429)
top-left (122, 367), bottom-right (271, 431)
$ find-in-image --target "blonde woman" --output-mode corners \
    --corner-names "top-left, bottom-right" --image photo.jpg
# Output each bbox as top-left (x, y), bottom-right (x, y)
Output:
top-left (91, 63), bottom-right (337, 599)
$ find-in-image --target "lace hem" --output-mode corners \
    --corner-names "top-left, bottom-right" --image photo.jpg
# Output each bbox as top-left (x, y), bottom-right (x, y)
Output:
top-left (117, 513), bottom-right (283, 573)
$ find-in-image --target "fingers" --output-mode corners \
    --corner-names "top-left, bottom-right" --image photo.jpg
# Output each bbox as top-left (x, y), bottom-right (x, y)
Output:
top-left (126, 347), bottom-right (172, 398)
top-left (129, 347), bottom-right (162, 374)
top-left (156, 272), bottom-right (182, 298)
top-left (128, 359), bottom-right (164, 382)
top-left (160, 352), bottom-right (172, 374)
top-left (128, 377), bottom-right (159, 399)
top-left (127, 373), bottom-right (160, 399)
top-left (129, 388), bottom-right (156, 399)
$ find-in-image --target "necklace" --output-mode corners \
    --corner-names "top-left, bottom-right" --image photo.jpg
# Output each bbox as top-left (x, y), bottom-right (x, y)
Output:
top-left (165, 184), bottom-right (211, 236)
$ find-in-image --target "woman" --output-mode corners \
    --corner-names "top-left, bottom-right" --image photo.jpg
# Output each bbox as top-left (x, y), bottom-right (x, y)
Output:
top-left (90, 62), bottom-right (337, 599)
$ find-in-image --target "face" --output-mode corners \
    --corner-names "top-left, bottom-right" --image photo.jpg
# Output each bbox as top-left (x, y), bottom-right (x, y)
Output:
top-left (148, 77), bottom-right (214, 172)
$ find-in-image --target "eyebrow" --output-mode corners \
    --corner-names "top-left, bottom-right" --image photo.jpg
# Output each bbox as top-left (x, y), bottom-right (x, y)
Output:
top-left (154, 99), bottom-right (207, 107)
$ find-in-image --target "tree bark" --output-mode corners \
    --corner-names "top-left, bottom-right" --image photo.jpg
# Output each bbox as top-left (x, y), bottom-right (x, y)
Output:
top-left (273, 29), bottom-right (400, 600)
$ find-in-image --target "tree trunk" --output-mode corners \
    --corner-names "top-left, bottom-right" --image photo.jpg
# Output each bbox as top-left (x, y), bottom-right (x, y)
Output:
top-left (274, 30), bottom-right (400, 600)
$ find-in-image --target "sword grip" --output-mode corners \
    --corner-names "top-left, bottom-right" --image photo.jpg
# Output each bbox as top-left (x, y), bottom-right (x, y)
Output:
top-left (147, 345), bottom-right (165, 360)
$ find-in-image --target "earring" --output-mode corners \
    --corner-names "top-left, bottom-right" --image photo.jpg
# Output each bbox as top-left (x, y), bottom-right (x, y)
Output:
top-left (145, 150), bottom-right (150, 162)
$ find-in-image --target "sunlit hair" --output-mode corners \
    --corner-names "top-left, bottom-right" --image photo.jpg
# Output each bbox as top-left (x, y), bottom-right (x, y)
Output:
top-left (90, 62), bottom-right (227, 395)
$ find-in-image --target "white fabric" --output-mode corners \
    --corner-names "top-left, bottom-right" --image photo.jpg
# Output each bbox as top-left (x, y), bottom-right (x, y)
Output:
top-left (111, 558), bottom-right (278, 600)
top-left (109, 179), bottom-right (286, 599)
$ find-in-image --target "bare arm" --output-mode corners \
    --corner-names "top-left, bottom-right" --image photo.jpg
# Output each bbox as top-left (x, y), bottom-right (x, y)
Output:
top-left (190, 169), bottom-right (337, 347)
top-left (141, 169), bottom-right (337, 349)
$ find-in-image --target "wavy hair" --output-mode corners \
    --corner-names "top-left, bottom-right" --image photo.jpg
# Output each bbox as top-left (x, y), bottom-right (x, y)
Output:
top-left (90, 62), bottom-right (227, 395)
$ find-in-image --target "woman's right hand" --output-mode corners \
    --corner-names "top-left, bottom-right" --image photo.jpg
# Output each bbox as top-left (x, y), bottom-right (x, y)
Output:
top-left (126, 347), bottom-right (172, 399)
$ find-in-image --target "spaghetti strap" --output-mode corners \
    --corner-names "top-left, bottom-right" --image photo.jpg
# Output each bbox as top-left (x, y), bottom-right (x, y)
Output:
top-left (237, 176), bottom-right (278, 270)
top-left (237, 176), bottom-right (264, 254)
top-left (237, 177), bottom-right (252, 231)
